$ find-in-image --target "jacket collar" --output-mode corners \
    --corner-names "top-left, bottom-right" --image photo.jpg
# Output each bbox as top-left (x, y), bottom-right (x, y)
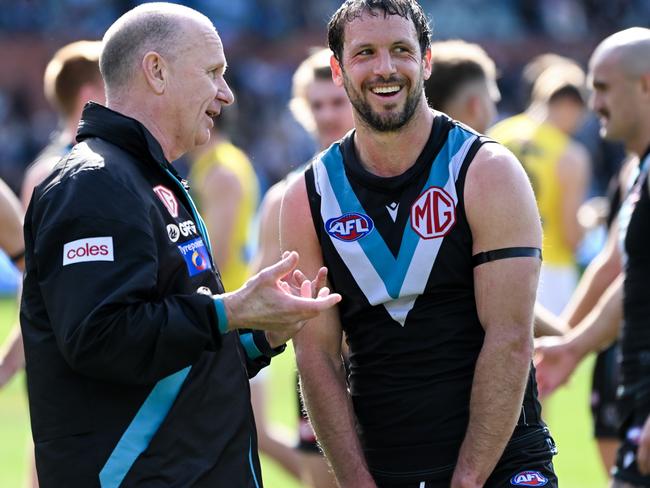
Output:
top-left (76, 102), bottom-right (172, 173)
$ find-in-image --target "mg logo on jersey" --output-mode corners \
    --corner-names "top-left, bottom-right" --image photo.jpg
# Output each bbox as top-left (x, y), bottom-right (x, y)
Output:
top-left (510, 470), bottom-right (548, 486)
top-left (325, 213), bottom-right (374, 242)
top-left (410, 186), bottom-right (456, 239)
top-left (153, 185), bottom-right (179, 218)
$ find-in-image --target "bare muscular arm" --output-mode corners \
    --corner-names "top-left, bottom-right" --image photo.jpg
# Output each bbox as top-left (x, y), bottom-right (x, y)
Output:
top-left (451, 143), bottom-right (542, 488)
top-left (280, 174), bottom-right (376, 488)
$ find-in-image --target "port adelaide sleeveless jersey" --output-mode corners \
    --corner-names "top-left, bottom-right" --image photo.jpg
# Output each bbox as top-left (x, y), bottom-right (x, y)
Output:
top-left (304, 114), bottom-right (543, 481)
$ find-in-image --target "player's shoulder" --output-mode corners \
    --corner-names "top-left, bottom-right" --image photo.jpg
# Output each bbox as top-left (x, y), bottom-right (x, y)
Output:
top-left (471, 141), bottom-right (525, 178)
top-left (465, 141), bottom-right (535, 208)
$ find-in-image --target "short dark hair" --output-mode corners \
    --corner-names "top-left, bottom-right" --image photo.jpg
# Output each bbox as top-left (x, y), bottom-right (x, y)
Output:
top-left (328, 0), bottom-right (431, 61)
top-left (426, 63), bottom-right (484, 111)
top-left (425, 40), bottom-right (496, 111)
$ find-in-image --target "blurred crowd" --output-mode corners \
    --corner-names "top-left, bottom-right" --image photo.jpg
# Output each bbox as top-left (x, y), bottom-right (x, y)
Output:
top-left (0, 0), bottom-right (648, 196)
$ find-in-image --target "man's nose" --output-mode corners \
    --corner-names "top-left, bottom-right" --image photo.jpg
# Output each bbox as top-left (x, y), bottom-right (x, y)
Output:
top-left (218, 79), bottom-right (235, 106)
top-left (373, 50), bottom-right (396, 78)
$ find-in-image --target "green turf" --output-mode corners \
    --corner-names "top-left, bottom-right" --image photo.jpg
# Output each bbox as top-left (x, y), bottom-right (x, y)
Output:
top-left (0, 298), bottom-right (610, 487)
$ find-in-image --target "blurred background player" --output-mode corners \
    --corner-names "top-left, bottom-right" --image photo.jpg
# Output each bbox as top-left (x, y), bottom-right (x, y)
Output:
top-left (425, 39), bottom-right (500, 134)
top-left (251, 47), bottom-right (353, 488)
top-left (20, 40), bottom-right (104, 207)
top-left (0, 180), bottom-right (25, 386)
top-left (516, 56), bottom-right (626, 475)
top-left (189, 107), bottom-right (259, 293)
top-left (490, 57), bottom-right (591, 315)
top-left (534, 27), bottom-right (650, 487)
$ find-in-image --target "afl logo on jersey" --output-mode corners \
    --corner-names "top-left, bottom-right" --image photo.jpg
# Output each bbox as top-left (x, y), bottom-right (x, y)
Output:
top-left (510, 470), bottom-right (548, 486)
top-left (326, 213), bottom-right (374, 242)
top-left (410, 186), bottom-right (456, 239)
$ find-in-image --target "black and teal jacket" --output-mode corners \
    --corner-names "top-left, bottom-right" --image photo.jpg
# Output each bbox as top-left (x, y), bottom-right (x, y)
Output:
top-left (20, 102), bottom-right (276, 488)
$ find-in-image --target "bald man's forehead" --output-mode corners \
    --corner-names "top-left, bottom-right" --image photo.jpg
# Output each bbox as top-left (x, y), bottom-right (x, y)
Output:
top-left (175, 20), bottom-right (223, 56)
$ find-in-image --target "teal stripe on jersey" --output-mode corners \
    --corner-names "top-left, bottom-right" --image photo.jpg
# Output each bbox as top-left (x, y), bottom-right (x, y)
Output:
top-left (99, 366), bottom-right (191, 487)
top-left (320, 126), bottom-right (474, 299)
top-left (249, 436), bottom-right (261, 488)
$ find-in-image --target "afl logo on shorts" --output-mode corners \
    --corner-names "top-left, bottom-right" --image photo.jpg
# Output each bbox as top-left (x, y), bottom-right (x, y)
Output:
top-left (410, 186), bottom-right (456, 239)
top-left (510, 470), bottom-right (548, 486)
top-left (326, 213), bottom-right (374, 242)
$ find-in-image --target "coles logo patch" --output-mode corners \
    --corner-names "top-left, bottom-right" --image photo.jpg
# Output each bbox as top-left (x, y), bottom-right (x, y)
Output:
top-left (177, 237), bottom-right (210, 276)
top-left (63, 237), bottom-right (114, 266)
top-left (410, 186), bottom-right (456, 239)
top-left (153, 185), bottom-right (179, 218)
top-left (325, 213), bottom-right (374, 242)
top-left (510, 470), bottom-right (548, 486)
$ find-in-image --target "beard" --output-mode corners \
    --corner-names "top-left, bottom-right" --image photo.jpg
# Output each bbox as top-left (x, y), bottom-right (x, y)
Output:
top-left (341, 69), bottom-right (424, 132)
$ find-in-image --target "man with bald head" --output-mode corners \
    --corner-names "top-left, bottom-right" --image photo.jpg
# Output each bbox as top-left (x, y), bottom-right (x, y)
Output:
top-left (20, 3), bottom-right (340, 487)
top-left (534, 27), bottom-right (650, 487)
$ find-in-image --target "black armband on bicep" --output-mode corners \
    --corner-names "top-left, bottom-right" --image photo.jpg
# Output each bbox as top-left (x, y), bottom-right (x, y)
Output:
top-left (472, 247), bottom-right (542, 267)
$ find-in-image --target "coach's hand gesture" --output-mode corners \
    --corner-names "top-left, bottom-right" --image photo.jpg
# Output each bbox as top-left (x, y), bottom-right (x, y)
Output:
top-left (220, 251), bottom-right (340, 342)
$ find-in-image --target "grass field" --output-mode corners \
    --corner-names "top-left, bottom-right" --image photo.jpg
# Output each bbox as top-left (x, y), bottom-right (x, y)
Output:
top-left (0, 297), bottom-right (608, 487)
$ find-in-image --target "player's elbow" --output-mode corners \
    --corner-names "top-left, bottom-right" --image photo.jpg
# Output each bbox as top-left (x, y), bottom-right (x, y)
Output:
top-left (295, 338), bottom-right (341, 378)
top-left (486, 323), bottom-right (533, 366)
top-left (507, 329), bottom-right (534, 367)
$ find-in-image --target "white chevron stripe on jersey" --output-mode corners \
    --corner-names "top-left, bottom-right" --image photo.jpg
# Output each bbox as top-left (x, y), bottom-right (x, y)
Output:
top-left (314, 130), bottom-right (477, 325)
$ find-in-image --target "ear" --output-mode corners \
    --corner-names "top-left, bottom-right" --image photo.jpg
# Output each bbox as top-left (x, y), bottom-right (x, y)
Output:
top-left (330, 55), bottom-right (344, 87)
top-left (141, 51), bottom-right (167, 95)
top-left (422, 46), bottom-right (432, 80)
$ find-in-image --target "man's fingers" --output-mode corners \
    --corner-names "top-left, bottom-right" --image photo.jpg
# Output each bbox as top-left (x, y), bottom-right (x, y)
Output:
top-left (263, 251), bottom-right (299, 281)
top-left (293, 269), bottom-right (307, 285)
top-left (317, 286), bottom-right (331, 298)
top-left (314, 267), bottom-right (328, 289)
top-left (313, 292), bottom-right (342, 308)
top-left (300, 279), bottom-right (312, 298)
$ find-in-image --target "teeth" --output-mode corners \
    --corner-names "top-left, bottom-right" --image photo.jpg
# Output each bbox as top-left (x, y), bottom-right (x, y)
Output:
top-left (372, 85), bottom-right (400, 94)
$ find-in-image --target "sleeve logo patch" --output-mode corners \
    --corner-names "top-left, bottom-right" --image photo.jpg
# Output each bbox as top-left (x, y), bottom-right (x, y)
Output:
top-left (510, 470), bottom-right (548, 486)
top-left (63, 237), bottom-right (114, 266)
top-left (177, 237), bottom-right (211, 276)
top-left (153, 185), bottom-right (179, 218)
top-left (325, 213), bottom-right (374, 242)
